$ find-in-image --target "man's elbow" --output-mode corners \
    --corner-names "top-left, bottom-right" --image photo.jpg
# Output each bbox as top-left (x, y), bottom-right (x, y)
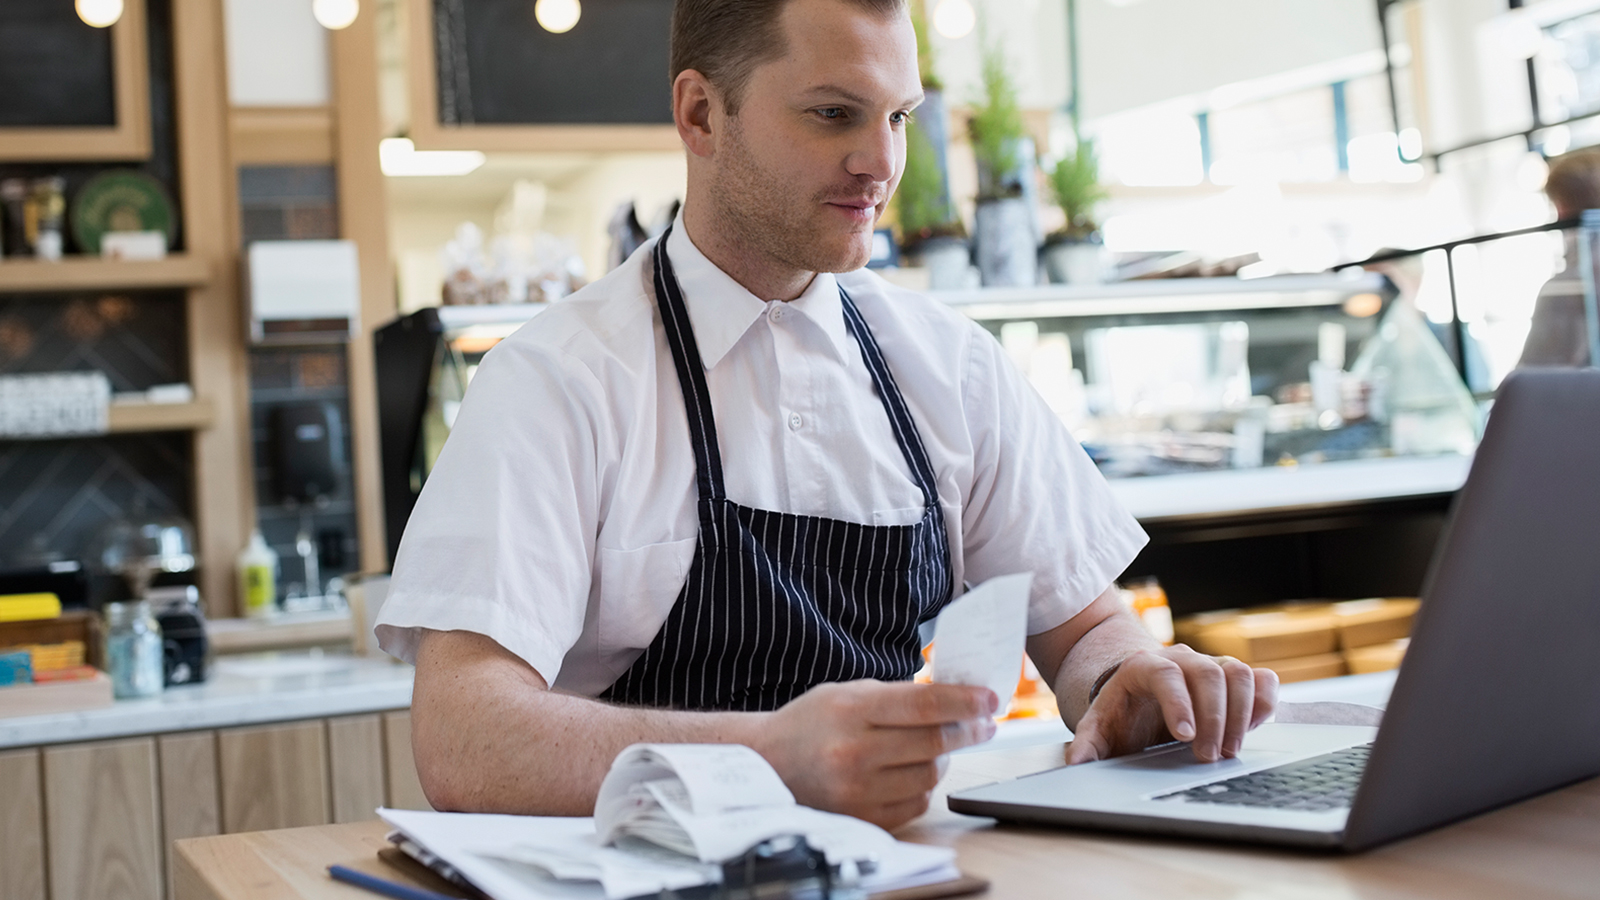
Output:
top-left (412, 727), bottom-right (473, 812)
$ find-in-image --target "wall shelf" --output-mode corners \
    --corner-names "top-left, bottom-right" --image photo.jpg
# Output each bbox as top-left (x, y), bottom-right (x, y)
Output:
top-left (0, 255), bottom-right (212, 294)
top-left (107, 399), bottom-right (214, 433)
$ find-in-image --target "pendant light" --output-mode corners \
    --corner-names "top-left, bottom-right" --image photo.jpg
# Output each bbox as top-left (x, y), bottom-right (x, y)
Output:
top-left (932, 0), bottom-right (975, 39)
top-left (76, 0), bottom-right (124, 28)
top-left (535, 0), bottom-right (581, 34)
top-left (313, 0), bottom-right (360, 31)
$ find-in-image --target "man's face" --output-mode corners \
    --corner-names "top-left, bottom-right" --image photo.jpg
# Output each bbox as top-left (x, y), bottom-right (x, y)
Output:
top-left (707, 0), bottom-right (923, 278)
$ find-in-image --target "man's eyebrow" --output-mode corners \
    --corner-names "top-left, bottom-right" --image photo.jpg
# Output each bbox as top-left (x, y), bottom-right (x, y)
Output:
top-left (798, 84), bottom-right (926, 109)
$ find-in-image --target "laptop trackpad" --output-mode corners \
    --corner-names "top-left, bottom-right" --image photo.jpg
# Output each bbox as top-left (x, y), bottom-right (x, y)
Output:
top-left (1109, 744), bottom-right (1289, 772)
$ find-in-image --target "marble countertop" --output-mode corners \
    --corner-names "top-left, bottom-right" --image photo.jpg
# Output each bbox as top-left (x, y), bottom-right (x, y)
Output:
top-left (0, 647), bottom-right (1400, 752)
top-left (0, 651), bottom-right (413, 750)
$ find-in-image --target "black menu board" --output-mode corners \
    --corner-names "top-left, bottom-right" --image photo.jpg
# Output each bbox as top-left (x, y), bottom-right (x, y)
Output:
top-left (0, 0), bottom-right (118, 128)
top-left (432, 0), bottom-right (675, 126)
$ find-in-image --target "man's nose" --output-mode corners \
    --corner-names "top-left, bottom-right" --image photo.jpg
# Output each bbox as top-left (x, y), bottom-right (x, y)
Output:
top-left (845, 120), bottom-right (897, 184)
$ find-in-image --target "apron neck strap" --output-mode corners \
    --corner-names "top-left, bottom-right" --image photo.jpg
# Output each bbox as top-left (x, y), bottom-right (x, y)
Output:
top-left (653, 227), bottom-right (728, 502)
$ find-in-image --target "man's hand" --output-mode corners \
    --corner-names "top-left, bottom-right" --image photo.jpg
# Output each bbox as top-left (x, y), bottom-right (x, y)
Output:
top-left (751, 680), bottom-right (998, 829)
top-left (1066, 645), bottom-right (1278, 765)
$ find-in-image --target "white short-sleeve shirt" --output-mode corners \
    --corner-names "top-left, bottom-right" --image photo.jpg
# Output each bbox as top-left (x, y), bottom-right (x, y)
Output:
top-left (376, 221), bottom-right (1149, 694)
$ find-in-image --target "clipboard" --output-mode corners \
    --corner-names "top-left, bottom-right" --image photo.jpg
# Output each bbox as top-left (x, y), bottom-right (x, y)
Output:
top-left (376, 839), bottom-right (990, 900)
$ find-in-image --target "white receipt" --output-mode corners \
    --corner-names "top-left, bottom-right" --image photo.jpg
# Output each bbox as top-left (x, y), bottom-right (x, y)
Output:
top-left (931, 572), bottom-right (1033, 715)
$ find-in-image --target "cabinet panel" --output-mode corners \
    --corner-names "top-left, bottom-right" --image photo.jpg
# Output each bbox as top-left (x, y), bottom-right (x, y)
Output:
top-left (159, 731), bottom-right (220, 900)
top-left (43, 737), bottom-right (164, 900)
top-left (382, 711), bottom-right (433, 811)
top-left (217, 721), bottom-right (331, 833)
top-left (0, 749), bottom-right (46, 900)
top-left (327, 714), bottom-right (386, 823)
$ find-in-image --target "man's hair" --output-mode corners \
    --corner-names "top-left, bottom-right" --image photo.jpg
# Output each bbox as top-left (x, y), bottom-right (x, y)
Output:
top-left (671, 0), bottom-right (907, 115)
top-left (1545, 147), bottom-right (1600, 217)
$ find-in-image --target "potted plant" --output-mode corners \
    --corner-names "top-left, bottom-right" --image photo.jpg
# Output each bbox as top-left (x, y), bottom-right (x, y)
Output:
top-left (968, 35), bottom-right (1037, 287)
top-left (898, 119), bottom-right (971, 289)
top-left (896, 1), bottom-right (969, 289)
top-left (1042, 139), bottom-right (1110, 284)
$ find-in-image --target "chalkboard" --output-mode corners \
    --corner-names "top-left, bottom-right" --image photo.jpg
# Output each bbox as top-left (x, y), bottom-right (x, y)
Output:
top-left (433, 0), bottom-right (675, 126)
top-left (0, 1), bottom-right (117, 128)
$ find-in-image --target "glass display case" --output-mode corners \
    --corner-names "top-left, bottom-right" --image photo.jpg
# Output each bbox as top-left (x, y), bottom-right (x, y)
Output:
top-left (936, 271), bottom-right (1482, 523)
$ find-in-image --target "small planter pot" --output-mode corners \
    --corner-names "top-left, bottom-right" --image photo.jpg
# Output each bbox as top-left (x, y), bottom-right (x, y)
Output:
top-left (919, 236), bottom-right (973, 290)
top-left (1043, 239), bottom-right (1109, 285)
top-left (975, 196), bottom-right (1038, 287)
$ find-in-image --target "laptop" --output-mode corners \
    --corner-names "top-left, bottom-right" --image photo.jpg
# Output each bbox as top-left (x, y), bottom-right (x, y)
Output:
top-left (948, 369), bottom-right (1600, 851)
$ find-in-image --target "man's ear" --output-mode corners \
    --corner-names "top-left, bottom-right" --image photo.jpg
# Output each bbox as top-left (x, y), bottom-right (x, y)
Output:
top-left (674, 69), bottom-right (720, 159)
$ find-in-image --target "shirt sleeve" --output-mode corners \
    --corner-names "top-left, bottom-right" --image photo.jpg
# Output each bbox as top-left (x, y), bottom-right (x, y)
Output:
top-left (375, 330), bottom-right (610, 684)
top-left (957, 324), bottom-right (1148, 635)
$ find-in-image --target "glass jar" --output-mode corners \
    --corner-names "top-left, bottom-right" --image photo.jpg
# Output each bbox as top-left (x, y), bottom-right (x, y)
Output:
top-left (104, 600), bottom-right (165, 699)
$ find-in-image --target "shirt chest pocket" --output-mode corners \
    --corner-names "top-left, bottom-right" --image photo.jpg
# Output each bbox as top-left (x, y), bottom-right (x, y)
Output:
top-left (596, 538), bottom-right (698, 665)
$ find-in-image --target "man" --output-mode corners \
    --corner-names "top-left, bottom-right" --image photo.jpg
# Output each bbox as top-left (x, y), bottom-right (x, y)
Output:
top-left (1519, 147), bottom-right (1600, 369)
top-left (376, 0), bottom-right (1277, 830)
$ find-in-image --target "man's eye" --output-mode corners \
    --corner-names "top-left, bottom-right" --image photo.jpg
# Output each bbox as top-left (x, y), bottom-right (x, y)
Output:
top-left (818, 108), bottom-right (847, 120)
top-left (891, 111), bottom-right (913, 126)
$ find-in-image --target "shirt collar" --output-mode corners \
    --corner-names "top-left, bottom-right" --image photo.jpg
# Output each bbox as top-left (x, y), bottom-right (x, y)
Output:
top-left (663, 214), bottom-right (854, 368)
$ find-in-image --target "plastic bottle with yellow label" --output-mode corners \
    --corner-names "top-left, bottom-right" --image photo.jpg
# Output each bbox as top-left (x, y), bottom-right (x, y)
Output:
top-left (237, 531), bottom-right (278, 619)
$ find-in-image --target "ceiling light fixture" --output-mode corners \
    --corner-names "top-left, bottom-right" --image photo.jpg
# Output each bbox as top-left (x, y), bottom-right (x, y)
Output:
top-left (535, 0), bottom-right (582, 34)
top-left (75, 0), bottom-right (124, 28)
top-left (313, 0), bottom-right (360, 31)
top-left (932, 0), bottom-right (976, 39)
top-left (379, 138), bottom-right (486, 177)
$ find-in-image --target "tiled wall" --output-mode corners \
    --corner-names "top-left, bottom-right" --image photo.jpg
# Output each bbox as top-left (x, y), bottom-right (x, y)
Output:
top-left (0, 291), bottom-right (192, 600)
top-left (238, 164), bottom-right (361, 602)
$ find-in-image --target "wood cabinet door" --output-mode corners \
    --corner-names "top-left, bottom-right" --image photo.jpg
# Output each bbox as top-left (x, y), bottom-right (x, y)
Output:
top-left (327, 714), bottom-right (386, 823)
top-left (43, 737), bottom-right (164, 900)
top-left (0, 748), bottom-right (46, 900)
top-left (382, 711), bottom-right (433, 811)
top-left (217, 721), bottom-right (331, 833)
top-left (158, 732), bottom-right (220, 900)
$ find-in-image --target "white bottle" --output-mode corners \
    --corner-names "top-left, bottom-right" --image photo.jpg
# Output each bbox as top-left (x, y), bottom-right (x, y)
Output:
top-left (237, 531), bottom-right (279, 619)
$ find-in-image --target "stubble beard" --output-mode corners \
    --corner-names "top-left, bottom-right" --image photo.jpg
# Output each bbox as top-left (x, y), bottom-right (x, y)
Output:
top-left (708, 116), bottom-right (875, 278)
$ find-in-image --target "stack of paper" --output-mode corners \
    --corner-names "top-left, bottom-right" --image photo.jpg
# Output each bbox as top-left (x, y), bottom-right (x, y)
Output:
top-left (379, 745), bottom-right (959, 900)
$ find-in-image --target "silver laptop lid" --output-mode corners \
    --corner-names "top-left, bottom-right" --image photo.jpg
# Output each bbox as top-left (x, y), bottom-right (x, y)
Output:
top-left (1345, 369), bottom-right (1600, 849)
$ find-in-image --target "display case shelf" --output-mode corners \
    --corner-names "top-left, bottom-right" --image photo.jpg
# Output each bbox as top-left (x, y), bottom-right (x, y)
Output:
top-left (932, 272), bottom-right (1389, 321)
top-left (106, 399), bottom-right (214, 433)
top-left (0, 255), bottom-right (212, 294)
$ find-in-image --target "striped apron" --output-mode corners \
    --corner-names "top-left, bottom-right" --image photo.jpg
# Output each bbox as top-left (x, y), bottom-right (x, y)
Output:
top-left (600, 227), bottom-right (954, 712)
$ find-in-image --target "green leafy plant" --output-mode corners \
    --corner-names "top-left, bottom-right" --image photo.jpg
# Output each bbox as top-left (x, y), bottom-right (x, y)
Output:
top-left (1047, 139), bottom-right (1108, 241)
top-left (910, 0), bottom-right (941, 91)
top-left (897, 117), bottom-right (964, 246)
top-left (968, 35), bottom-right (1026, 200)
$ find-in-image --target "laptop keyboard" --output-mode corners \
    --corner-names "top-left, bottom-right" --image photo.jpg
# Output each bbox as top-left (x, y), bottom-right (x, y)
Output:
top-left (1155, 743), bottom-right (1372, 812)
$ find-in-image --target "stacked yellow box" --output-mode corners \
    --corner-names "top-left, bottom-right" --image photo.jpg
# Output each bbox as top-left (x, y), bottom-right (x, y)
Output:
top-left (1176, 598), bottom-right (1420, 683)
top-left (0, 595), bottom-right (113, 717)
top-left (1332, 598), bottom-right (1418, 674)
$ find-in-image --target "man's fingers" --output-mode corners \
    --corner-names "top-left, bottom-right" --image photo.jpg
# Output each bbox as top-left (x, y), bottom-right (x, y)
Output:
top-left (870, 760), bottom-right (945, 802)
top-left (871, 793), bottom-right (932, 831)
top-left (1218, 657), bottom-right (1256, 758)
top-left (873, 717), bottom-right (996, 766)
top-left (1065, 709), bottom-right (1111, 764)
top-left (860, 682), bottom-right (998, 727)
top-left (1175, 651), bottom-right (1227, 762)
top-left (1126, 653), bottom-right (1197, 745)
top-left (1250, 666), bottom-right (1280, 729)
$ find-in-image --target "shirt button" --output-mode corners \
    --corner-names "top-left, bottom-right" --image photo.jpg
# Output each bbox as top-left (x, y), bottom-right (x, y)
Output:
top-left (770, 306), bottom-right (785, 322)
top-left (789, 413), bottom-right (803, 430)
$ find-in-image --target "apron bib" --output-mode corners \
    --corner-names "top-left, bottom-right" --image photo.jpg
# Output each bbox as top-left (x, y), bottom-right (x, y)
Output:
top-left (601, 227), bottom-right (953, 711)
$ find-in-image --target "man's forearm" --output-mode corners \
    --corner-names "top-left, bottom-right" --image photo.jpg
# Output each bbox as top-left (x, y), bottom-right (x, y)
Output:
top-left (1051, 601), bottom-right (1162, 728)
top-left (411, 629), bottom-right (763, 815)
